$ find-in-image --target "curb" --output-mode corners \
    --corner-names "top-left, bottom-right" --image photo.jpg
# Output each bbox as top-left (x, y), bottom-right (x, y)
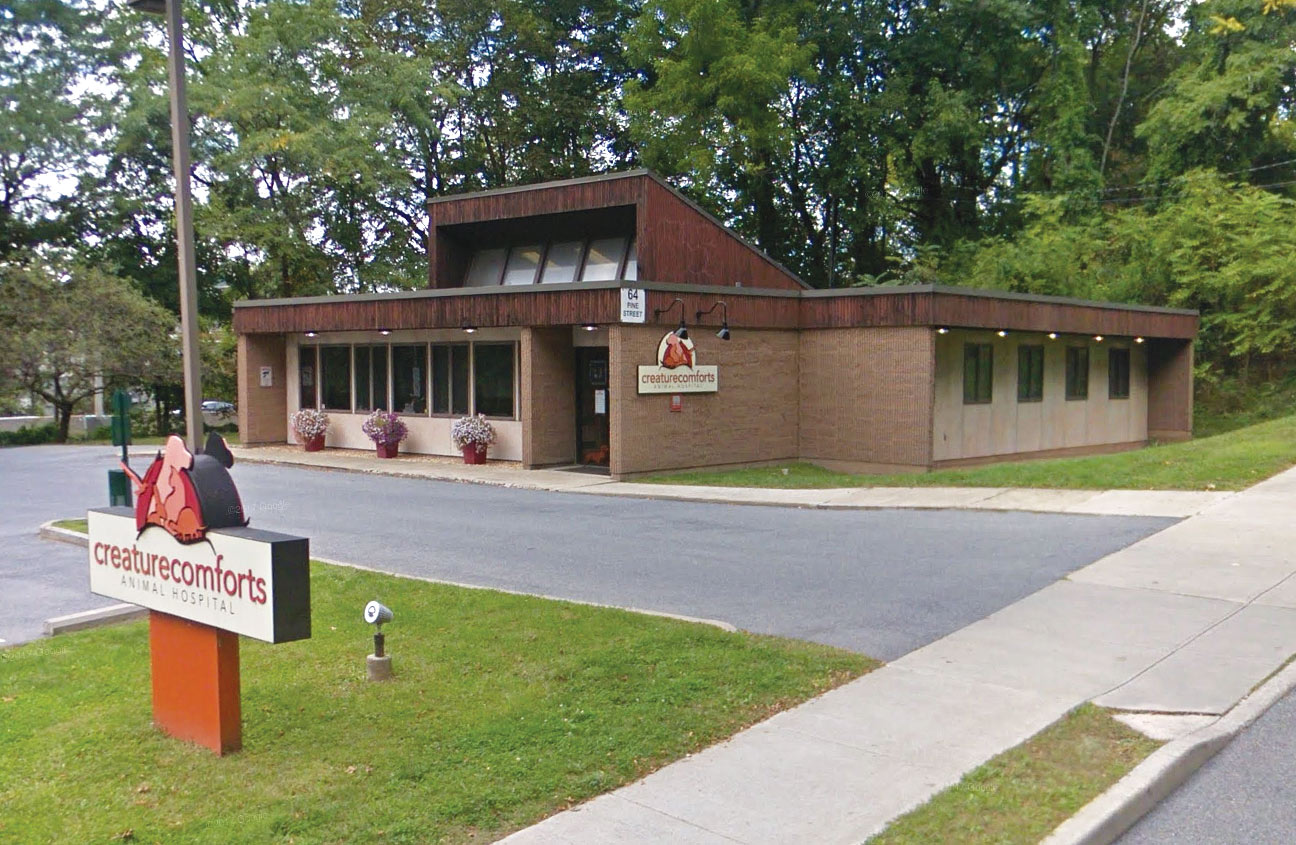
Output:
top-left (34, 523), bottom-right (738, 636)
top-left (44, 604), bottom-right (147, 636)
top-left (39, 521), bottom-right (90, 547)
top-left (1044, 659), bottom-right (1296, 845)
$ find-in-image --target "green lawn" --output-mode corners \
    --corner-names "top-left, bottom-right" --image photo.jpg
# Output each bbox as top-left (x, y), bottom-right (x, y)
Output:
top-left (868, 704), bottom-right (1160, 844)
top-left (53, 518), bottom-right (88, 533)
top-left (645, 413), bottom-right (1296, 491)
top-left (0, 563), bottom-right (872, 844)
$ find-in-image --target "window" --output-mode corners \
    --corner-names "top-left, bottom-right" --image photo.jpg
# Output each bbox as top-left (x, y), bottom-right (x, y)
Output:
top-left (502, 244), bottom-right (543, 285)
top-left (464, 247), bottom-right (506, 286)
top-left (299, 346), bottom-right (318, 409)
top-left (354, 345), bottom-right (388, 412)
top-left (540, 241), bottom-right (583, 284)
top-left (963, 343), bottom-right (993, 404)
top-left (392, 344), bottom-right (427, 413)
top-left (580, 237), bottom-right (628, 281)
top-left (1109, 348), bottom-right (1131, 399)
top-left (1017, 345), bottom-right (1044, 402)
top-left (431, 343), bottom-right (470, 415)
top-left (319, 346), bottom-right (351, 411)
top-left (473, 343), bottom-right (516, 418)
top-left (1066, 346), bottom-right (1089, 400)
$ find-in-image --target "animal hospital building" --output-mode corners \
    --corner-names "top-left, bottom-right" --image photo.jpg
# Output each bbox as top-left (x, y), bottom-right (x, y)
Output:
top-left (233, 170), bottom-right (1197, 479)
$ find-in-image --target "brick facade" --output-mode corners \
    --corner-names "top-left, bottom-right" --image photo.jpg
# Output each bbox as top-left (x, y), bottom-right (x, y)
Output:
top-left (798, 327), bottom-right (935, 472)
top-left (236, 334), bottom-right (287, 445)
top-left (609, 325), bottom-right (800, 477)
top-left (521, 327), bottom-right (577, 468)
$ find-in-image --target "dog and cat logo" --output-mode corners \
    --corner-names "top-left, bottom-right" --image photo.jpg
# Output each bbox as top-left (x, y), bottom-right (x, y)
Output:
top-left (121, 434), bottom-right (247, 544)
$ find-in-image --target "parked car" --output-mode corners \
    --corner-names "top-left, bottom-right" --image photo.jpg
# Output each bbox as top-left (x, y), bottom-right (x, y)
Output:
top-left (201, 400), bottom-right (236, 415)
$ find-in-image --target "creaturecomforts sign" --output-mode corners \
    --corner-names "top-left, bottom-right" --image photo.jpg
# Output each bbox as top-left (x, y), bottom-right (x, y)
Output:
top-left (637, 331), bottom-right (719, 394)
top-left (88, 508), bottom-right (310, 643)
top-left (87, 434), bottom-right (309, 644)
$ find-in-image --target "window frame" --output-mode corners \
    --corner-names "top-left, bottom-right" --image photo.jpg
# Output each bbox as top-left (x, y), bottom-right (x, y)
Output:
top-left (963, 342), bottom-right (994, 405)
top-left (1017, 345), bottom-right (1044, 403)
top-left (1108, 347), bottom-right (1131, 400)
top-left (1065, 346), bottom-right (1090, 401)
top-left (318, 345), bottom-right (352, 412)
top-left (390, 343), bottom-right (429, 415)
top-left (298, 345), bottom-right (319, 410)
top-left (430, 342), bottom-right (471, 417)
top-left (467, 237), bottom-right (638, 286)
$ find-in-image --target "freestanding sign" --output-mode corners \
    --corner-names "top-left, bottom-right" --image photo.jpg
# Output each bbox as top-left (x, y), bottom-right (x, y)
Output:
top-left (87, 434), bottom-right (310, 755)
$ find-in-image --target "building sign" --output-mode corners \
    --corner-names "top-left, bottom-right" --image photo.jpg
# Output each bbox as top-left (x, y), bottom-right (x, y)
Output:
top-left (638, 331), bottom-right (719, 394)
top-left (620, 288), bottom-right (646, 323)
top-left (259, 366), bottom-right (273, 387)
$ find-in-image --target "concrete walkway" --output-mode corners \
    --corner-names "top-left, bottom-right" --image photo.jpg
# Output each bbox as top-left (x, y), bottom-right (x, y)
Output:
top-left (492, 466), bottom-right (1296, 844)
top-left (230, 445), bottom-right (1228, 518)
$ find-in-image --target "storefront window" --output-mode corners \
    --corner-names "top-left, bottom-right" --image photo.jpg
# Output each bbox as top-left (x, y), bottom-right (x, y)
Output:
top-left (1066, 346), bottom-right (1089, 400)
top-left (392, 344), bottom-right (427, 413)
top-left (473, 344), bottom-right (516, 418)
top-left (1017, 345), bottom-right (1044, 402)
top-left (319, 346), bottom-right (351, 411)
top-left (1109, 348), bottom-right (1130, 399)
top-left (431, 344), bottom-right (469, 415)
top-left (623, 238), bottom-right (638, 280)
top-left (299, 346), bottom-right (318, 409)
top-left (354, 345), bottom-right (388, 411)
top-left (963, 343), bottom-right (993, 404)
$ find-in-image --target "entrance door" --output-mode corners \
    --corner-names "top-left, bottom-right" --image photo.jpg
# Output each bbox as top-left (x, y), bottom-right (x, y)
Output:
top-left (575, 347), bottom-right (610, 467)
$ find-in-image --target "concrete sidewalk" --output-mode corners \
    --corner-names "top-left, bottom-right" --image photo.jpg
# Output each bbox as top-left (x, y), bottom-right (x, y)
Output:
top-left (495, 466), bottom-right (1296, 844)
top-left (230, 445), bottom-right (1228, 518)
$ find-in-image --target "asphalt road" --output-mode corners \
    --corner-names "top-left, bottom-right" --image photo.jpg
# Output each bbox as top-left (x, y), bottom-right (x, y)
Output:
top-left (1, 445), bottom-right (1175, 658)
top-left (1119, 687), bottom-right (1296, 844)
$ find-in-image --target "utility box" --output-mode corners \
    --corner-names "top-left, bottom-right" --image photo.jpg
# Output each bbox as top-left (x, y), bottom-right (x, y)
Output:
top-left (108, 469), bottom-right (132, 507)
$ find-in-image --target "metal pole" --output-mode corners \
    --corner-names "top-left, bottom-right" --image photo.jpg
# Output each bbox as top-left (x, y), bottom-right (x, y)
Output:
top-left (164, 0), bottom-right (203, 452)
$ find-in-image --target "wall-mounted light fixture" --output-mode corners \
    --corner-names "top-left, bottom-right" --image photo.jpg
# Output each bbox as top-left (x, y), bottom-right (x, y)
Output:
top-left (695, 301), bottom-right (731, 341)
top-left (653, 298), bottom-right (689, 340)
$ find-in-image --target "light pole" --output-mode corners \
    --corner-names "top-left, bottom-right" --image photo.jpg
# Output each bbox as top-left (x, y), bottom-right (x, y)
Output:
top-left (128, 0), bottom-right (203, 453)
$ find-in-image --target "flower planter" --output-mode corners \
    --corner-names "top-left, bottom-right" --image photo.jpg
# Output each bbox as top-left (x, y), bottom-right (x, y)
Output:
top-left (303, 434), bottom-right (325, 452)
top-left (376, 442), bottom-right (400, 459)
top-left (461, 443), bottom-right (488, 465)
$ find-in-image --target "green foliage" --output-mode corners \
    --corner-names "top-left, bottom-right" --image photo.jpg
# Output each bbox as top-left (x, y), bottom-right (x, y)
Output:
top-left (0, 260), bottom-right (179, 442)
top-left (0, 422), bottom-right (58, 447)
top-left (0, 563), bottom-right (872, 843)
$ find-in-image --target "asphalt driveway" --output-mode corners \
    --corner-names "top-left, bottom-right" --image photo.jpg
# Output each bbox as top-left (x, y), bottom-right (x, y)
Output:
top-left (2, 445), bottom-right (1175, 658)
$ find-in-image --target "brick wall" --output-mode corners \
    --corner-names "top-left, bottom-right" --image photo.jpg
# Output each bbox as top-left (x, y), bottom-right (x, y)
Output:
top-left (521, 327), bottom-right (576, 467)
top-left (609, 325), bottom-right (800, 477)
top-left (237, 334), bottom-right (287, 444)
top-left (798, 327), bottom-right (934, 470)
top-left (1147, 339), bottom-right (1194, 440)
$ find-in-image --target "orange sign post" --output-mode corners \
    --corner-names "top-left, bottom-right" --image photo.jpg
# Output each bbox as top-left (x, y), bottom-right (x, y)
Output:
top-left (88, 435), bottom-right (310, 756)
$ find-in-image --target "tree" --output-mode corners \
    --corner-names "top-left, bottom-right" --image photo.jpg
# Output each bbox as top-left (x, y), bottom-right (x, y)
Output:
top-left (0, 260), bottom-right (179, 441)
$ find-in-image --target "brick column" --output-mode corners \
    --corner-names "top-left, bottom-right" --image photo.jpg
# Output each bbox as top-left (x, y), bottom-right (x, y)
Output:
top-left (520, 328), bottom-right (576, 468)
top-left (237, 334), bottom-right (287, 445)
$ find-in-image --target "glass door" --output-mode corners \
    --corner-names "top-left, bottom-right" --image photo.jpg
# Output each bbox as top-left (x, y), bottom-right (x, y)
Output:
top-left (575, 347), bottom-right (610, 466)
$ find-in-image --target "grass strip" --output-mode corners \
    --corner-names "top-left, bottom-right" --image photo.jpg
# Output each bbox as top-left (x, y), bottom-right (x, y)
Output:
top-left (52, 518), bottom-right (88, 533)
top-left (645, 413), bottom-right (1296, 491)
top-left (0, 562), bottom-right (873, 844)
top-left (867, 704), bottom-right (1160, 845)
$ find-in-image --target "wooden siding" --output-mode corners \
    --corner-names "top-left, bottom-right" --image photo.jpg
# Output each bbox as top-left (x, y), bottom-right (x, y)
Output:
top-left (426, 172), bottom-right (805, 291)
top-left (800, 290), bottom-right (1197, 339)
top-left (234, 285), bottom-right (1196, 340)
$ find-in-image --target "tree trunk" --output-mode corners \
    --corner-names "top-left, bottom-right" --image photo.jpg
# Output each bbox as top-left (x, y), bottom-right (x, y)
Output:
top-left (55, 401), bottom-right (73, 443)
